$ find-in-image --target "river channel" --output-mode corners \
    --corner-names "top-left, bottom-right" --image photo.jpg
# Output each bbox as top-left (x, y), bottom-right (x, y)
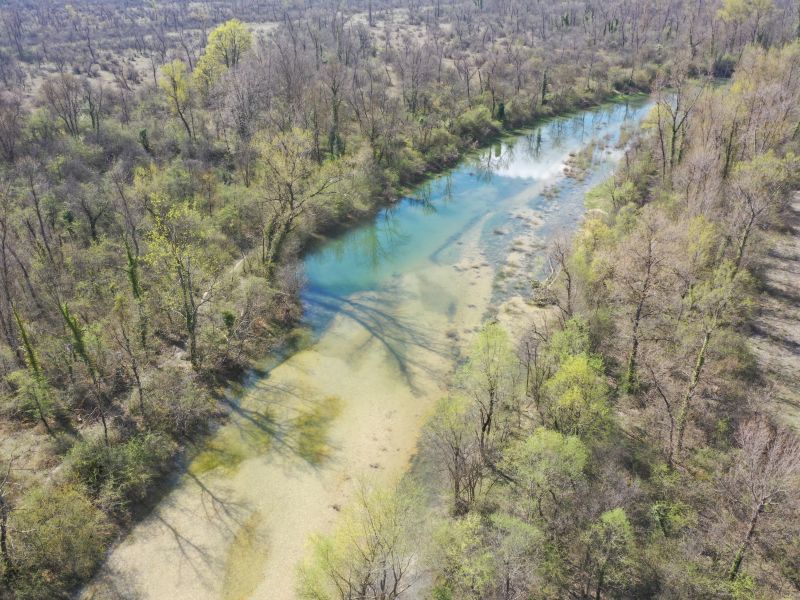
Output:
top-left (87, 96), bottom-right (653, 600)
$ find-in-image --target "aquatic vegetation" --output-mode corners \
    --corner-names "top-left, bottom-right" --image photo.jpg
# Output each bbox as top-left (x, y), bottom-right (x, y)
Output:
top-left (221, 511), bottom-right (270, 600)
top-left (292, 396), bottom-right (343, 465)
top-left (189, 414), bottom-right (274, 475)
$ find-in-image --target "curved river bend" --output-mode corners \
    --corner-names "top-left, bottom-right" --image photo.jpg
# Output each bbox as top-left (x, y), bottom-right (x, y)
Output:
top-left (87, 98), bottom-right (652, 600)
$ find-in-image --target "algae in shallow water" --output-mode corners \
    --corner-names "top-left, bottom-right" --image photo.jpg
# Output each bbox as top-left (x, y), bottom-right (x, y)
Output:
top-left (292, 395), bottom-right (343, 465)
top-left (222, 510), bottom-right (270, 600)
top-left (190, 394), bottom-right (343, 474)
top-left (189, 412), bottom-right (275, 475)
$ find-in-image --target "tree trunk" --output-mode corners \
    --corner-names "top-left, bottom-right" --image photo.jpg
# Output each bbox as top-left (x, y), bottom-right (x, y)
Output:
top-left (13, 309), bottom-right (54, 435)
top-left (0, 492), bottom-right (12, 582)
top-left (177, 263), bottom-right (199, 369)
top-left (733, 214), bottom-right (755, 273)
top-left (623, 289), bottom-right (647, 394)
top-left (674, 329), bottom-right (711, 457)
top-left (729, 501), bottom-right (764, 580)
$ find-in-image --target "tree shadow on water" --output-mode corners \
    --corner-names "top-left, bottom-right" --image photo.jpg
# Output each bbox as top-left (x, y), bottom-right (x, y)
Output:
top-left (304, 288), bottom-right (451, 393)
top-left (212, 379), bottom-right (345, 474)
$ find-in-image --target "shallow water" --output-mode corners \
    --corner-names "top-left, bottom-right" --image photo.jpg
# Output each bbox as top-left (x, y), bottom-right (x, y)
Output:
top-left (86, 97), bottom-right (652, 600)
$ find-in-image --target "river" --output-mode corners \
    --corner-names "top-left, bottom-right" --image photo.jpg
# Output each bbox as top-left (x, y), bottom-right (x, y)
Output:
top-left (86, 97), bottom-right (653, 600)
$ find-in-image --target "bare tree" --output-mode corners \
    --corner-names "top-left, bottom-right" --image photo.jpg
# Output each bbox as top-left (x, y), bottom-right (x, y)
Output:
top-left (549, 236), bottom-right (574, 323)
top-left (82, 78), bottom-right (105, 138)
top-left (653, 65), bottom-right (705, 181)
top-left (611, 211), bottom-right (668, 393)
top-left (0, 93), bottom-right (23, 162)
top-left (300, 486), bottom-right (419, 600)
top-left (423, 397), bottom-right (485, 514)
top-left (40, 73), bottom-right (84, 137)
top-left (726, 418), bottom-right (800, 580)
top-left (1, 7), bottom-right (24, 60)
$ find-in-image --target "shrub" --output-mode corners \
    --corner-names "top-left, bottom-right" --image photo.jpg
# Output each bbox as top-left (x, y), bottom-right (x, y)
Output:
top-left (393, 142), bottom-right (427, 184)
top-left (503, 95), bottom-right (536, 128)
top-left (419, 126), bottom-right (459, 168)
top-left (11, 483), bottom-right (113, 599)
top-left (713, 53), bottom-right (737, 78)
top-left (139, 366), bottom-right (217, 438)
top-left (546, 317), bottom-right (591, 362)
top-left (66, 431), bottom-right (176, 515)
top-left (455, 106), bottom-right (501, 144)
top-left (2, 369), bottom-right (55, 426)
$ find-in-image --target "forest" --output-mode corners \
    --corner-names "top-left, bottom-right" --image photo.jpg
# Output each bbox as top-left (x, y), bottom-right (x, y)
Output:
top-left (0, 0), bottom-right (798, 599)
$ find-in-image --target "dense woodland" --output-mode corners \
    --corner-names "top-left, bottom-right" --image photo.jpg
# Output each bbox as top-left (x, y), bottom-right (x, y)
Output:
top-left (0, 0), bottom-right (798, 599)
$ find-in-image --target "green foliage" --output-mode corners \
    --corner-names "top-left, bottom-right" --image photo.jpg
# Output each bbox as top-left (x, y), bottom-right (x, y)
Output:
top-left (194, 20), bottom-right (253, 95)
top-left (139, 366), bottom-right (216, 438)
top-left (650, 501), bottom-right (696, 537)
top-left (455, 106), bottom-right (501, 143)
top-left (612, 202), bottom-right (640, 234)
top-left (489, 512), bottom-right (543, 593)
top-left (729, 573), bottom-right (757, 600)
top-left (59, 303), bottom-right (91, 369)
top-left (145, 196), bottom-right (233, 367)
top-left (545, 316), bottom-right (591, 362)
top-left (145, 200), bottom-right (231, 271)
top-left (386, 141), bottom-right (427, 184)
top-left (457, 322), bottom-right (520, 451)
top-left (543, 353), bottom-right (610, 437)
top-left (159, 60), bottom-right (191, 111)
top-left (460, 323), bottom-right (518, 392)
top-left (159, 59), bottom-right (194, 138)
top-left (432, 513), bottom-right (496, 599)
top-left (686, 216), bottom-right (719, 270)
top-left (134, 161), bottom-right (196, 205)
top-left (585, 177), bottom-right (637, 212)
top-left (298, 486), bottom-right (420, 600)
top-left (503, 427), bottom-right (588, 502)
top-left (569, 218), bottom-right (615, 298)
top-left (580, 508), bottom-right (636, 597)
top-left (13, 308), bottom-right (39, 376)
top-left (718, 0), bottom-right (774, 26)
top-left (686, 260), bottom-right (755, 328)
top-left (418, 127), bottom-right (460, 167)
top-left (4, 369), bottom-right (54, 424)
top-left (423, 394), bottom-right (484, 514)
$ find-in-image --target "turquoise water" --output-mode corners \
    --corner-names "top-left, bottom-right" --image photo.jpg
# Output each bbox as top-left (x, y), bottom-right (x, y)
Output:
top-left (303, 97), bottom-right (652, 330)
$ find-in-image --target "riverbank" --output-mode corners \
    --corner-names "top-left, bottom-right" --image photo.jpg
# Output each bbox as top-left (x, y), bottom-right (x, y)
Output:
top-left (297, 89), bottom-right (651, 261)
